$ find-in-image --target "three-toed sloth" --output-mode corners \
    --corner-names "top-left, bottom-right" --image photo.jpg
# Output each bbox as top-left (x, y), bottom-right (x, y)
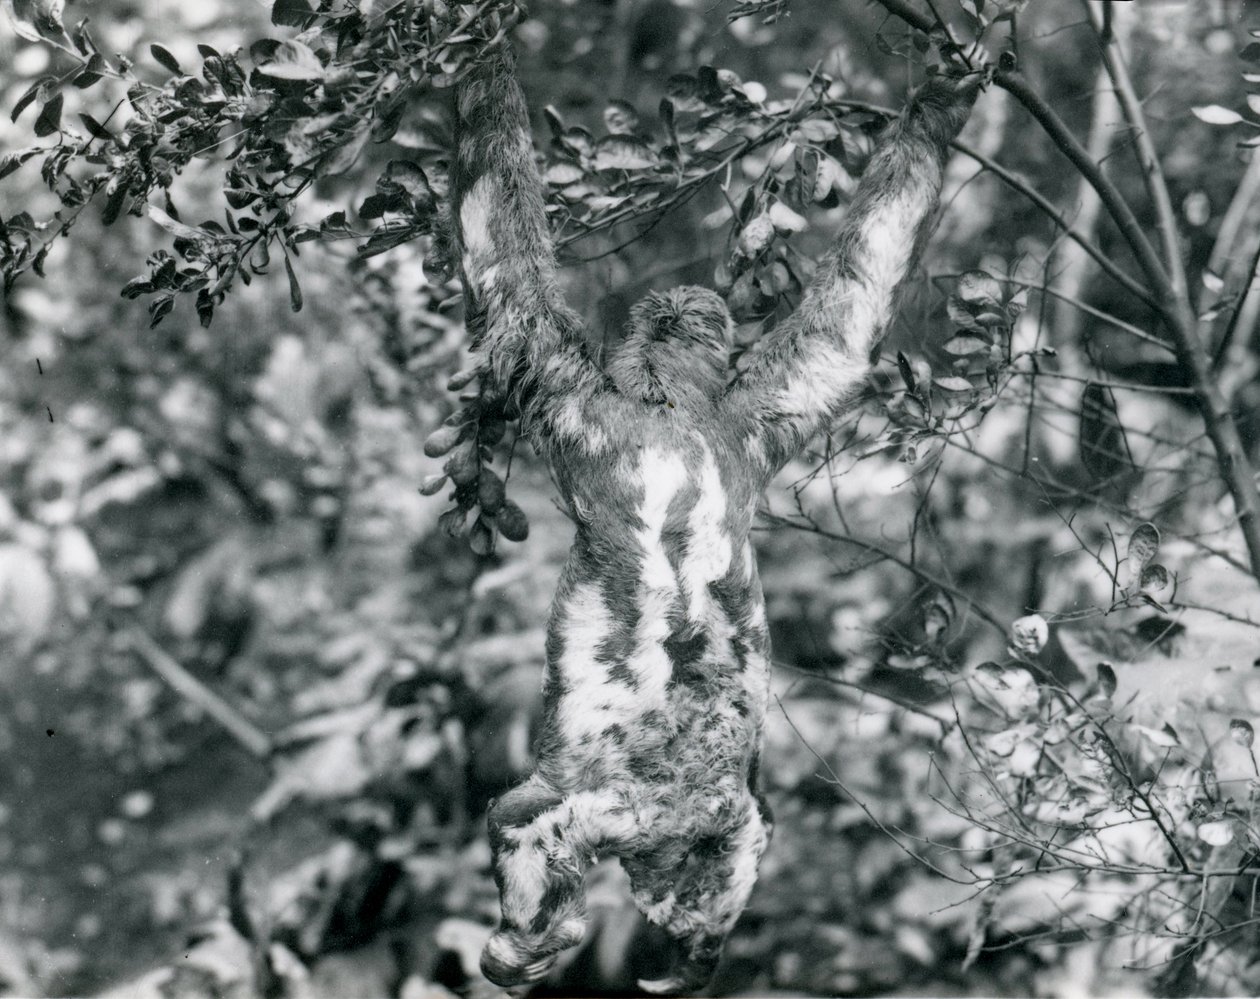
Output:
top-left (447, 29), bottom-right (980, 994)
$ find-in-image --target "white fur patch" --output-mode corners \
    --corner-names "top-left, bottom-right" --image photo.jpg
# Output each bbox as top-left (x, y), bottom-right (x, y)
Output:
top-left (460, 177), bottom-right (496, 264)
top-left (623, 448), bottom-right (690, 697)
top-left (679, 444), bottom-right (734, 618)
top-left (555, 581), bottom-right (637, 741)
top-left (636, 448), bottom-right (688, 591)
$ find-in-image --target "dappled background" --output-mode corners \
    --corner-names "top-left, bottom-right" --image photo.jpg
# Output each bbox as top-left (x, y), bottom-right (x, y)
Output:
top-left (2, 0), bottom-right (1260, 996)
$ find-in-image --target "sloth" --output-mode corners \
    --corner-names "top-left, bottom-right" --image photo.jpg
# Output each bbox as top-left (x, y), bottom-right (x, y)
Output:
top-left (446, 27), bottom-right (981, 995)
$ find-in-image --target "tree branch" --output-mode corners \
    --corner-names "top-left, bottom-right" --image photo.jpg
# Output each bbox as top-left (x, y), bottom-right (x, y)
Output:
top-left (1083, 0), bottom-right (1188, 300)
top-left (862, 0), bottom-right (1260, 582)
top-left (127, 627), bottom-right (273, 760)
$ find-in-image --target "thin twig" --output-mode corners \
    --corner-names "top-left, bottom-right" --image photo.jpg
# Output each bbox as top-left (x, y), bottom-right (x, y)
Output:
top-left (127, 627), bottom-right (273, 760)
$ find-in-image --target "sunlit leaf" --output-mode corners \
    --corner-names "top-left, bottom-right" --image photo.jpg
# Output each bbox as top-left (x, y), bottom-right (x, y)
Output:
top-left (1230, 719), bottom-right (1255, 749)
top-left (592, 135), bottom-right (656, 171)
top-left (933, 375), bottom-right (974, 393)
top-left (256, 39), bottom-right (324, 80)
top-left (1191, 105), bottom-right (1243, 126)
top-left (1010, 614), bottom-right (1048, 655)
top-left (1197, 820), bottom-right (1235, 846)
top-left (768, 201), bottom-right (807, 233)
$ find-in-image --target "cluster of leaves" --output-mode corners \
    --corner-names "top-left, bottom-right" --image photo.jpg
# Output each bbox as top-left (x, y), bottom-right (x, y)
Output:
top-left (948, 601), bottom-right (1260, 981)
top-left (879, 270), bottom-right (1032, 463)
top-left (0, 0), bottom-right (513, 320)
top-left (541, 65), bottom-right (869, 268)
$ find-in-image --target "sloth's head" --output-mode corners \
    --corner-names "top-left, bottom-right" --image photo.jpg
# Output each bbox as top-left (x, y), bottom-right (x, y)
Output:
top-left (606, 286), bottom-right (733, 408)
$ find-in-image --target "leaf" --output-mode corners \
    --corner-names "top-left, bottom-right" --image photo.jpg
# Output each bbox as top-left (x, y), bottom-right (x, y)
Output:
top-left (73, 53), bottom-right (106, 88)
top-left (942, 334), bottom-right (989, 356)
top-left (11, 76), bottom-right (51, 122)
top-left (256, 40), bottom-right (324, 80)
top-left (545, 161), bottom-right (584, 185)
top-left (1126, 522), bottom-right (1161, 583)
top-left (78, 112), bottom-right (111, 140)
top-left (147, 204), bottom-right (204, 241)
top-left (1197, 820), bottom-right (1235, 846)
top-left (1242, 41), bottom-right (1260, 63)
top-left (1230, 719), bottom-right (1255, 749)
top-left (271, 0), bottom-right (313, 26)
top-left (0, 148), bottom-right (39, 181)
top-left (768, 201), bottom-right (807, 234)
top-left (1138, 563), bottom-right (1171, 600)
top-left (150, 43), bottom-right (181, 74)
top-left (497, 500), bottom-right (529, 542)
top-left (148, 294), bottom-right (174, 328)
top-left (283, 254), bottom-right (303, 312)
top-left (1191, 105), bottom-right (1243, 126)
top-left (736, 214), bottom-right (774, 258)
top-left (602, 100), bottom-right (640, 135)
top-left (1079, 381), bottom-right (1132, 482)
top-left (419, 474), bottom-right (448, 497)
top-left (932, 375), bottom-right (974, 393)
top-left (592, 135), bottom-right (656, 171)
top-left (33, 93), bottom-right (63, 137)
top-left (383, 160), bottom-right (432, 202)
top-left (1097, 661), bottom-right (1117, 699)
top-left (1, 0), bottom-right (67, 44)
top-left (896, 351), bottom-right (917, 393)
top-left (1010, 614), bottom-right (1048, 655)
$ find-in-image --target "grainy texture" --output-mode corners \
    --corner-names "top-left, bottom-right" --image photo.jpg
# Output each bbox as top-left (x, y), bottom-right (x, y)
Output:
top-left (451, 44), bottom-right (978, 993)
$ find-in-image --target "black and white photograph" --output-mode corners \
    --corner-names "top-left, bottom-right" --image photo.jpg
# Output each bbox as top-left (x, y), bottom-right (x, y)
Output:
top-left (2, 0), bottom-right (1260, 995)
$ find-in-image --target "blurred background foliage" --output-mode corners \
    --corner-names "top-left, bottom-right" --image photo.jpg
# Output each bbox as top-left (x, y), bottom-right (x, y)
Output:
top-left (2, 0), bottom-right (1260, 996)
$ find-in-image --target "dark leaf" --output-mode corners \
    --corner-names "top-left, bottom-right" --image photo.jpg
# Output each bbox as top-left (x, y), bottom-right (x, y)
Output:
top-left (356, 225), bottom-right (415, 259)
top-left (896, 352), bottom-right (918, 391)
top-left (148, 294), bottom-right (175, 328)
top-left (73, 53), bottom-right (106, 87)
top-left (150, 43), bottom-right (182, 74)
top-left (11, 76), bottom-right (52, 121)
top-left (120, 276), bottom-right (153, 299)
top-left (383, 159), bottom-right (433, 202)
top-left (1242, 41), bottom-right (1260, 63)
top-left (1097, 662), bottom-right (1117, 699)
top-left (101, 182), bottom-right (127, 225)
top-left (0, 149), bottom-right (38, 181)
top-left (78, 112), bottom-right (111, 140)
top-left (284, 253), bottom-right (302, 312)
top-left (497, 500), bottom-right (529, 542)
top-left (33, 93), bottom-right (63, 137)
top-left (271, 0), bottom-right (313, 27)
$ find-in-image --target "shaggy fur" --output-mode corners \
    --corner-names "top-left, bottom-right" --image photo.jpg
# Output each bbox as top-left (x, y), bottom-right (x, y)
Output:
top-left (451, 46), bottom-right (979, 994)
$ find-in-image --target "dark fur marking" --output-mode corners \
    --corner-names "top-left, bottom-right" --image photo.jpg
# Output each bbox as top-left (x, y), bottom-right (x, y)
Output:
top-left (529, 869), bottom-right (580, 934)
top-left (607, 661), bottom-right (639, 687)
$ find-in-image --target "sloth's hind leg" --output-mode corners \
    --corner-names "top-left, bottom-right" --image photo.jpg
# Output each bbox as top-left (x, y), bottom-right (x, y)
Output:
top-left (627, 797), bottom-right (771, 996)
top-left (480, 778), bottom-right (643, 988)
